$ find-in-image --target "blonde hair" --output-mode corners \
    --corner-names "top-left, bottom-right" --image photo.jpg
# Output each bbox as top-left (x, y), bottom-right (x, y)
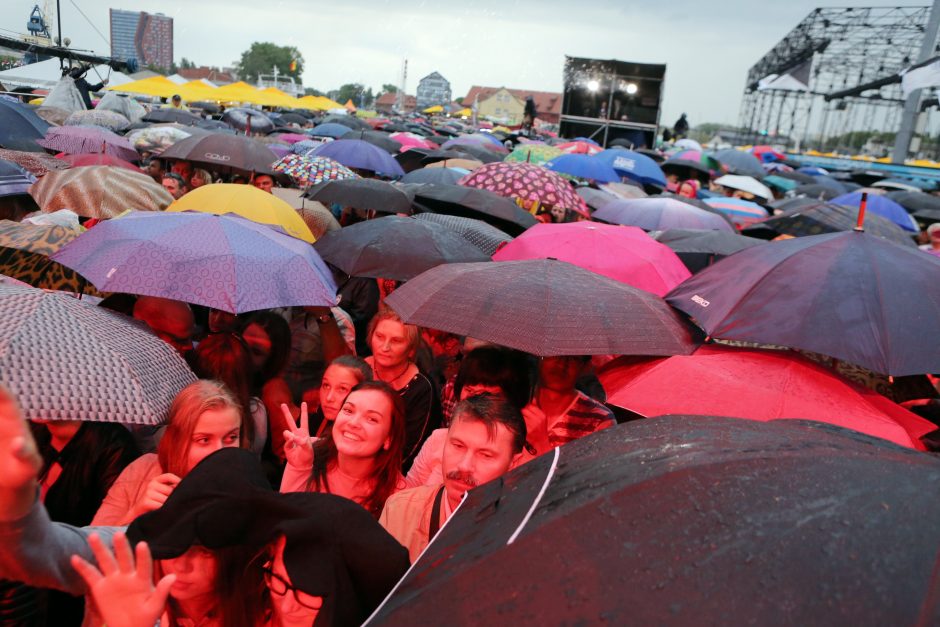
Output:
top-left (157, 380), bottom-right (245, 476)
top-left (366, 307), bottom-right (420, 361)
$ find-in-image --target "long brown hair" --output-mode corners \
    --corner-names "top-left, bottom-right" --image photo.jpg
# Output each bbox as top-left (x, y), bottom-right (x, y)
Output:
top-left (307, 381), bottom-right (406, 518)
top-left (190, 333), bottom-right (256, 448)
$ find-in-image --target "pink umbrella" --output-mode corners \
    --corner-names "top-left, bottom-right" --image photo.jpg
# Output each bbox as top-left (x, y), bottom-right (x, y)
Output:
top-left (37, 126), bottom-right (138, 162)
top-left (390, 132), bottom-right (435, 152)
top-left (273, 133), bottom-right (310, 145)
top-left (557, 140), bottom-right (603, 155)
top-left (458, 162), bottom-right (590, 218)
top-left (492, 222), bottom-right (691, 296)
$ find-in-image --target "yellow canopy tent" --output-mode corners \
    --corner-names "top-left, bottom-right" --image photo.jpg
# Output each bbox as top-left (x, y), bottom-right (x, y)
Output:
top-left (259, 87), bottom-right (302, 108)
top-left (320, 96), bottom-right (344, 110)
top-left (211, 81), bottom-right (269, 105)
top-left (107, 75), bottom-right (180, 98)
top-left (176, 80), bottom-right (220, 102)
top-left (295, 95), bottom-right (330, 111)
top-left (422, 105), bottom-right (444, 114)
top-left (455, 107), bottom-right (473, 117)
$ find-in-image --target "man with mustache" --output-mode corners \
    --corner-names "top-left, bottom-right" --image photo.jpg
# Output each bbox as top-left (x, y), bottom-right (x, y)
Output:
top-left (379, 394), bottom-right (526, 562)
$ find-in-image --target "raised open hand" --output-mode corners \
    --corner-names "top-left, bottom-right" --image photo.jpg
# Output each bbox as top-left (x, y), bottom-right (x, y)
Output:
top-left (282, 402), bottom-right (314, 468)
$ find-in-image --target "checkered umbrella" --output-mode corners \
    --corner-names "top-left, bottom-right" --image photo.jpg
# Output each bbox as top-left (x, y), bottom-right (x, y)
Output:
top-left (37, 126), bottom-right (139, 162)
top-left (0, 283), bottom-right (196, 424)
top-left (64, 109), bottom-right (131, 132)
top-left (29, 166), bottom-right (173, 218)
top-left (458, 162), bottom-right (590, 217)
top-left (272, 154), bottom-right (358, 188)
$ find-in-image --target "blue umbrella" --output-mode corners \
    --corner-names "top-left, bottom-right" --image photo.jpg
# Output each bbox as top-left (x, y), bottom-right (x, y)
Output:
top-left (831, 192), bottom-right (919, 232)
top-left (310, 139), bottom-right (405, 177)
top-left (595, 149), bottom-right (666, 187)
top-left (0, 159), bottom-right (37, 197)
top-left (401, 167), bottom-right (465, 185)
top-left (310, 123), bottom-right (352, 139)
top-left (0, 99), bottom-right (50, 152)
top-left (545, 154), bottom-right (620, 183)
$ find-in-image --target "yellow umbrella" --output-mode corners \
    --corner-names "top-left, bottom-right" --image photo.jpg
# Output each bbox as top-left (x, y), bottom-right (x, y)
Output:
top-left (166, 184), bottom-right (316, 243)
top-left (107, 76), bottom-right (180, 98)
top-left (423, 105), bottom-right (444, 114)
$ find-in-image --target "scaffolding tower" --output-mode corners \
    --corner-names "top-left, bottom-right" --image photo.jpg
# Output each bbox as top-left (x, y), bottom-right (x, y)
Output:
top-left (738, 6), bottom-right (937, 156)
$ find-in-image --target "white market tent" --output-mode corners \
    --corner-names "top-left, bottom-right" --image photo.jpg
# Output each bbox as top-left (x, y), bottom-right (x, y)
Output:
top-left (0, 59), bottom-right (132, 90)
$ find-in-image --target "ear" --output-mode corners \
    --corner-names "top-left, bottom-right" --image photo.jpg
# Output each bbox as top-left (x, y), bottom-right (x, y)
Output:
top-left (383, 437), bottom-right (391, 451)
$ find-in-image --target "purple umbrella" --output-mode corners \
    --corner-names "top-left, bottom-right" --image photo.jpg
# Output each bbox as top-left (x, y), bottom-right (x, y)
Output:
top-left (0, 159), bottom-right (37, 196)
top-left (310, 139), bottom-right (405, 177)
top-left (37, 126), bottom-right (138, 162)
top-left (51, 212), bottom-right (337, 314)
top-left (593, 198), bottom-right (735, 232)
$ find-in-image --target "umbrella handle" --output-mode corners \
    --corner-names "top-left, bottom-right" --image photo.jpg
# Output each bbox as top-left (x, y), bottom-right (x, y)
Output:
top-left (854, 192), bottom-right (867, 231)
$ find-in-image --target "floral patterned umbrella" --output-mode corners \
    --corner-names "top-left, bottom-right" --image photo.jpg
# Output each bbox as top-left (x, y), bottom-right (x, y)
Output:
top-left (458, 162), bottom-right (590, 217)
top-left (504, 144), bottom-right (563, 166)
top-left (272, 153), bottom-right (359, 188)
top-left (63, 109), bottom-right (131, 132)
top-left (37, 126), bottom-right (139, 162)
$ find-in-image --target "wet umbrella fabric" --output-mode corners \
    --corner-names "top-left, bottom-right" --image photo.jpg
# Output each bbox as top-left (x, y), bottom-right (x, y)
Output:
top-left (400, 167), bottom-right (464, 185)
top-left (0, 220), bottom-right (97, 293)
top-left (594, 149), bottom-right (667, 187)
top-left (304, 179), bottom-right (414, 215)
top-left (711, 149), bottom-right (765, 178)
top-left (598, 345), bottom-right (935, 448)
top-left (410, 183), bottom-right (538, 236)
top-left (51, 212), bottom-right (337, 314)
top-left (0, 160), bottom-right (36, 196)
top-left (58, 152), bottom-right (142, 173)
top-left (29, 166), bottom-right (172, 218)
top-left (383, 259), bottom-right (699, 357)
top-left (888, 190), bottom-right (940, 214)
top-left (63, 110), bottom-right (130, 132)
top-left (310, 139), bottom-right (405, 177)
top-left (310, 123), bottom-right (352, 139)
top-left (37, 126), bottom-right (138, 162)
top-left (143, 108), bottom-right (207, 125)
top-left (544, 154), bottom-right (620, 183)
top-left (272, 154), bottom-right (358, 188)
top-left (702, 196), bottom-right (769, 227)
top-left (221, 108), bottom-right (275, 134)
top-left (666, 231), bottom-right (940, 376)
top-left (0, 99), bottom-right (51, 152)
top-left (830, 191), bottom-right (918, 232)
top-left (342, 131), bottom-right (401, 154)
top-left (458, 162), bottom-right (590, 217)
top-left (492, 222), bottom-right (690, 296)
top-left (159, 134), bottom-right (279, 174)
top-left (594, 198), bottom-right (735, 232)
top-left (503, 144), bottom-right (563, 166)
top-left (0, 149), bottom-right (69, 177)
top-left (413, 213), bottom-right (511, 256)
top-left (652, 228), bottom-right (765, 272)
top-left (0, 283), bottom-right (196, 425)
top-left (313, 216), bottom-right (490, 281)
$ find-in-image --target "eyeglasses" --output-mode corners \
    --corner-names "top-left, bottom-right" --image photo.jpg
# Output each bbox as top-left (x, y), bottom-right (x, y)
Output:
top-left (261, 566), bottom-right (322, 611)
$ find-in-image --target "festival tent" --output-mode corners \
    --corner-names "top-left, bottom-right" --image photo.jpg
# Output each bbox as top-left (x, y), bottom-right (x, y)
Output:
top-left (0, 59), bottom-right (131, 90)
top-left (107, 75), bottom-right (180, 98)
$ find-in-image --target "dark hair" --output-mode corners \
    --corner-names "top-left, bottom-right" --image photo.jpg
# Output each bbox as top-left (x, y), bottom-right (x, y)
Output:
top-left (240, 311), bottom-right (292, 385)
top-left (327, 354), bottom-right (374, 383)
top-left (451, 394), bottom-right (527, 455)
top-left (190, 333), bottom-right (256, 447)
top-left (453, 346), bottom-right (533, 410)
top-left (162, 172), bottom-right (185, 187)
top-left (308, 381), bottom-right (406, 518)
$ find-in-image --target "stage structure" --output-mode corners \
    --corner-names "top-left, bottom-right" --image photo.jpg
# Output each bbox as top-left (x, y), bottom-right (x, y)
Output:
top-left (738, 6), bottom-right (938, 157)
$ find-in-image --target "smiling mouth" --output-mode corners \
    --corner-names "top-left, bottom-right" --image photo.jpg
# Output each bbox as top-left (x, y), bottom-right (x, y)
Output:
top-left (341, 431), bottom-right (363, 442)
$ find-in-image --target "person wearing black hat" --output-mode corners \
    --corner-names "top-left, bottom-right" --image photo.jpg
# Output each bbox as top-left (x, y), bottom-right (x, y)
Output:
top-left (66, 65), bottom-right (108, 110)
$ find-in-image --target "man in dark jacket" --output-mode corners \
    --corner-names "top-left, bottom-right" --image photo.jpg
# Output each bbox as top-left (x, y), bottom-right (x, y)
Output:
top-left (68, 65), bottom-right (108, 110)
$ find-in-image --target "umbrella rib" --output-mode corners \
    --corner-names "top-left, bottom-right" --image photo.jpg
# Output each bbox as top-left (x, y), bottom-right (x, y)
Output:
top-left (506, 446), bottom-right (560, 545)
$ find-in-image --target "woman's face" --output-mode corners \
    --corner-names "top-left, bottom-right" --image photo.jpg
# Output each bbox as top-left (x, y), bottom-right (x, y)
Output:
top-left (370, 319), bottom-right (411, 370)
top-left (332, 389), bottom-right (393, 459)
top-left (268, 536), bottom-right (322, 627)
top-left (186, 407), bottom-right (241, 473)
top-left (190, 173), bottom-right (206, 188)
top-left (160, 546), bottom-right (217, 602)
top-left (242, 323), bottom-right (272, 372)
top-left (319, 365), bottom-right (361, 422)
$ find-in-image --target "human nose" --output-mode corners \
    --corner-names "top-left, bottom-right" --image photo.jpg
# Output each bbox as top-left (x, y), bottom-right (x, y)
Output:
top-left (455, 449), bottom-right (475, 474)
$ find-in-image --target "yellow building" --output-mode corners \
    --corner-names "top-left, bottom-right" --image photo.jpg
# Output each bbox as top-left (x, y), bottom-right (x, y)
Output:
top-left (477, 88), bottom-right (524, 125)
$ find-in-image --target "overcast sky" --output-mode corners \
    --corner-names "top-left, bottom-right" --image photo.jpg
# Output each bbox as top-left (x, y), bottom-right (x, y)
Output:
top-left (2, 0), bottom-right (874, 125)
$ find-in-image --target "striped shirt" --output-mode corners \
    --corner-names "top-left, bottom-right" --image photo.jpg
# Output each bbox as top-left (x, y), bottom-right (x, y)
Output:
top-left (547, 391), bottom-right (616, 448)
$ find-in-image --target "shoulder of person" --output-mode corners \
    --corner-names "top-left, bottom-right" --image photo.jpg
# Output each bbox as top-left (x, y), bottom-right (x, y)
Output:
top-left (383, 484), bottom-right (440, 510)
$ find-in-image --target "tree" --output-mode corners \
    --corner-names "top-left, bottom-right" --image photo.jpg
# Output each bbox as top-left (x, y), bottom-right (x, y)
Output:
top-left (235, 42), bottom-right (304, 82)
top-left (333, 83), bottom-right (370, 106)
top-left (381, 83), bottom-right (398, 95)
top-left (179, 57), bottom-right (196, 70)
top-left (304, 87), bottom-right (323, 97)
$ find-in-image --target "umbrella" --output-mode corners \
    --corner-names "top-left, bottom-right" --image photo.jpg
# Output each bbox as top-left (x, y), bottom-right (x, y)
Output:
top-left (271, 132), bottom-right (310, 145)
top-left (713, 174), bottom-right (773, 202)
top-left (400, 167), bottom-right (464, 185)
top-left (889, 190), bottom-right (940, 214)
top-left (458, 162), bottom-right (589, 217)
top-left (602, 181), bottom-right (648, 200)
top-left (37, 126), bottom-right (139, 162)
top-left (366, 415), bottom-right (940, 626)
top-left (793, 183), bottom-right (845, 200)
top-left (503, 144), bottom-right (564, 166)
top-left (291, 139), bottom-right (326, 155)
top-left (831, 191), bottom-right (918, 232)
top-left (29, 166), bottom-right (172, 218)
top-left (0, 99), bottom-right (50, 152)
top-left (673, 137), bottom-right (703, 152)
top-left (742, 201), bottom-right (916, 248)
top-left (594, 149), bottom-right (666, 188)
top-left (594, 198), bottom-right (735, 232)
top-left (575, 186), bottom-right (619, 211)
top-left (492, 222), bottom-right (690, 296)
top-left (63, 109), bottom-right (130, 132)
top-left (383, 259), bottom-right (699, 356)
top-left (544, 154), bottom-right (620, 183)
top-left (702, 196), bottom-right (769, 227)
top-left (304, 179), bottom-right (414, 215)
top-left (711, 149), bottom-right (765, 178)
top-left (666, 230), bottom-right (940, 376)
top-left (142, 108), bottom-right (207, 125)
top-left (449, 144), bottom-right (504, 164)
top-left (57, 152), bottom-right (142, 173)
top-left (389, 132), bottom-right (436, 151)
top-left (342, 130), bottom-right (401, 154)
top-left (0, 159), bottom-right (37, 197)
top-left (310, 123), bottom-right (352, 139)
top-left (413, 213), bottom-right (512, 256)
top-left (599, 345), bottom-right (935, 448)
top-left (410, 183), bottom-right (538, 236)
top-left (313, 215), bottom-right (490, 281)
top-left (556, 140), bottom-right (603, 155)
top-left (270, 189), bottom-right (341, 240)
top-left (159, 133), bottom-right (279, 175)
top-left (750, 144), bottom-right (786, 162)
top-left (443, 136), bottom-right (508, 154)
top-left (52, 212), bottom-right (337, 314)
top-left (125, 125), bottom-right (200, 154)
top-left (662, 150), bottom-right (724, 178)
top-left (322, 115), bottom-right (370, 130)
top-left (310, 139), bottom-right (405, 177)
top-left (0, 149), bottom-right (69, 177)
top-left (272, 153), bottom-right (358, 188)
top-left (762, 174), bottom-right (799, 192)
top-left (426, 158), bottom-right (484, 171)
top-left (652, 228), bottom-right (766, 272)
top-left (221, 108), bottom-right (275, 134)
top-left (0, 220), bottom-right (103, 293)
top-left (0, 283), bottom-right (196, 425)
top-left (166, 183), bottom-right (316, 243)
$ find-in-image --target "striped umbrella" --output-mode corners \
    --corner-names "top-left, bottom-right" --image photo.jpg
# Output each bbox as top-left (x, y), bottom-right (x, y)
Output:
top-left (0, 160), bottom-right (37, 197)
top-left (703, 197), bottom-right (769, 228)
top-left (458, 162), bottom-right (590, 217)
top-left (29, 166), bottom-right (172, 219)
top-left (37, 126), bottom-right (138, 162)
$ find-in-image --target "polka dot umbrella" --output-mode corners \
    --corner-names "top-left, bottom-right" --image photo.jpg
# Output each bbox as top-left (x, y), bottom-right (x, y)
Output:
top-left (458, 162), bottom-right (590, 218)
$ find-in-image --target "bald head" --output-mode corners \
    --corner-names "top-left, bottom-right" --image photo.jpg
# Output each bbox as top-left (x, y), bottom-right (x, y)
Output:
top-left (133, 296), bottom-right (195, 354)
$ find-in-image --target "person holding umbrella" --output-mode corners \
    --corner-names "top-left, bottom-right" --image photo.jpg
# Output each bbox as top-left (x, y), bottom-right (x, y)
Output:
top-left (67, 65), bottom-right (108, 110)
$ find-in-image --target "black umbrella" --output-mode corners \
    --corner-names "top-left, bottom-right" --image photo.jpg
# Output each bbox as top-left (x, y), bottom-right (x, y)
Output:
top-left (400, 167), bottom-right (464, 185)
top-left (773, 170), bottom-right (817, 185)
top-left (889, 190), bottom-right (940, 214)
top-left (652, 228), bottom-right (766, 273)
top-left (322, 115), bottom-right (370, 131)
top-left (366, 415), bottom-right (940, 626)
top-left (667, 230), bottom-right (940, 375)
top-left (450, 144), bottom-right (503, 164)
top-left (341, 130), bottom-right (400, 154)
top-left (273, 112), bottom-right (308, 126)
top-left (158, 133), bottom-right (279, 175)
top-left (0, 99), bottom-right (50, 152)
top-left (409, 183), bottom-right (538, 236)
top-left (408, 148), bottom-right (468, 165)
top-left (653, 192), bottom-right (736, 227)
top-left (768, 196), bottom-right (819, 213)
top-left (711, 149), bottom-right (765, 178)
top-left (742, 201), bottom-right (916, 248)
top-left (575, 186), bottom-right (618, 211)
top-left (221, 108), bottom-right (275, 134)
top-left (313, 215), bottom-right (490, 281)
top-left (304, 178), bottom-right (414, 214)
top-left (914, 208), bottom-right (940, 224)
top-left (413, 212), bottom-right (512, 256)
top-left (143, 108), bottom-right (206, 126)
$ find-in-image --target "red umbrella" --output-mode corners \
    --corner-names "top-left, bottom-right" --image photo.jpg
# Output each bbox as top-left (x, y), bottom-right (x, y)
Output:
top-left (598, 345), bottom-right (936, 449)
top-left (458, 162), bottom-right (590, 217)
top-left (556, 140), bottom-right (603, 155)
top-left (491, 222), bottom-right (691, 296)
top-left (58, 153), bottom-right (142, 173)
